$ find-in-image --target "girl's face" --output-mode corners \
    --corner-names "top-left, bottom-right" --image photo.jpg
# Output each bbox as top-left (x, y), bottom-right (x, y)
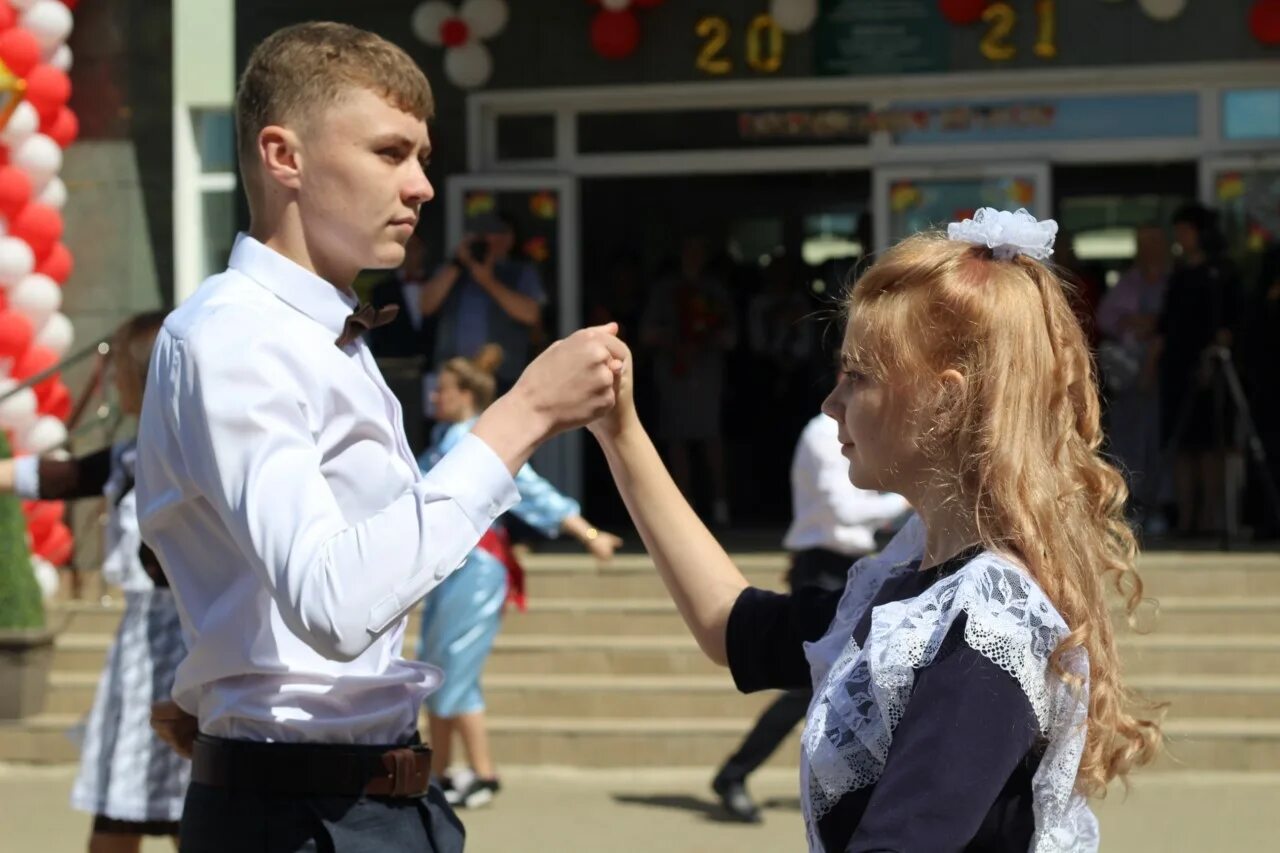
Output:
top-left (821, 317), bottom-right (931, 498)
top-left (430, 370), bottom-right (474, 423)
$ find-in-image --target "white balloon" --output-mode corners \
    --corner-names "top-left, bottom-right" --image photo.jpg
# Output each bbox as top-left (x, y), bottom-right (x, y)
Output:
top-left (460, 0), bottom-right (509, 39)
top-left (9, 0), bottom-right (38, 10)
top-left (13, 133), bottom-right (63, 190)
top-left (1137, 0), bottom-right (1187, 20)
top-left (31, 555), bottom-right (59, 600)
top-left (9, 273), bottom-right (61, 330)
top-left (770, 0), bottom-right (819, 33)
top-left (0, 382), bottom-right (38, 432)
top-left (50, 44), bottom-right (72, 73)
top-left (0, 237), bottom-right (35, 287)
top-left (411, 1), bottom-right (454, 46)
top-left (34, 311), bottom-right (72, 357)
top-left (601, 0), bottom-right (631, 11)
top-left (22, 415), bottom-right (67, 454)
top-left (444, 42), bottom-right (492, 89)
top-left (37, 176), bottom-right (66, 210)
top-left (1, 101), bottom-right (39, 148)
top-left (21, 1), bottom-right (74, 53)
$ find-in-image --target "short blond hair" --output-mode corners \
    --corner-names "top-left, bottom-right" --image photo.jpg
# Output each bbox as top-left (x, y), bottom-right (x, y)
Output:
top-left (235, 22), bottom-right (433, 183)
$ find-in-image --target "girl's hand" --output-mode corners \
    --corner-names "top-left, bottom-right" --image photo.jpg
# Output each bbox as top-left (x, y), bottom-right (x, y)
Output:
top-left (587, 530), bottom-right (623, 565)
top-left (587, 354), bottom-right (638, 444)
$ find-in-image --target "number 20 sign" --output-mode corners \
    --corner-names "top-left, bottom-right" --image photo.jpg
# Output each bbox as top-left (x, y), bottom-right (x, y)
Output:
top-left (696, 14), bottom-right (785, 76)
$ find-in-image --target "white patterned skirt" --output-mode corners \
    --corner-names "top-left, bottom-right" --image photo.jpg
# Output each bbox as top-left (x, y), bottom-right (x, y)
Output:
top-left (70, 588), bottom-right (190, 823)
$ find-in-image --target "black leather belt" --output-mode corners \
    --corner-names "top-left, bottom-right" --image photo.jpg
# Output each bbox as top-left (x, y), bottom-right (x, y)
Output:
top-left (190, 734), bottom-right (432, 798)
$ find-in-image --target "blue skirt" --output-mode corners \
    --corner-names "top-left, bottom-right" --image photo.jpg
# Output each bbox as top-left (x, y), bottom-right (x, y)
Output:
top-left (417, 548), bottom-right (507, 717)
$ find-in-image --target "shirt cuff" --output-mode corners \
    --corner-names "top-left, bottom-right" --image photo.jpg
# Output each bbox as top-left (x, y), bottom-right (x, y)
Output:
top-left (12, 455), bottom-right (41, 500)
top-left (418, 431), bottom-right (520, 533)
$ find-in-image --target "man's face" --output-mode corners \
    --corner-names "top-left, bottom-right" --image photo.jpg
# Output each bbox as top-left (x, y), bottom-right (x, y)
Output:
top-left (295, 87), bottom-right (434, 276)
top-left (484, 227), bottom-right (515, 260)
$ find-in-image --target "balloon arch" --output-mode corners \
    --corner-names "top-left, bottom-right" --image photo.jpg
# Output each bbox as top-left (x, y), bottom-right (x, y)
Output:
top-left (0, 0), bottom-right (78, 593)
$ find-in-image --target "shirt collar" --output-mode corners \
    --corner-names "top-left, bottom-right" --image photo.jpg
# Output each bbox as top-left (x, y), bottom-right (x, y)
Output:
top-left (227, 233), bottom-right (359, 339)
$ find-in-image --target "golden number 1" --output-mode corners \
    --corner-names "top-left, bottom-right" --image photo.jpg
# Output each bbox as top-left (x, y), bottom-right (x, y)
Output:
top-left (695, 16), bottom-right (732, 76)
top-left (1034, 0), bottom-right (1057, 59)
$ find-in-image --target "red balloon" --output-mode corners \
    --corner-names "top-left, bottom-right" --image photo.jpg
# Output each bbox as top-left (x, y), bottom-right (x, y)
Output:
top-left (0, 28), bottom-right (41, 78)
top-left (40, 380), bottom-right (70, 421)
top-left (1251, 0), bottom-right (1280, 46)
top-left (9, 203), bottom-right (63, 261)
top-left (24, 65), bottom-right (71, 124)
top-left (590, 10), bottom-right (640, 60)
top-left (0, 5), bottom-right (15, 32)
top-left (632, 0), bottom-right (665, 7)
top-left (0, 165), bottom-right (32, 220)
top-left (0, 288), bottom-right (7, 312)
top-left (61, 0), bottom-right (80, 9)
top-left (42, 106), bottom-right (78, 148)
top-left (440, 17), bottom-right (469, 48)
top-left (36, 242), bottom-right (71, 283)
top-left (938, 0), bottom-right (988, 26)
top-left (34, 521), bottom-right (72, 565)
top-left (0, 309), bottom-right (33, 362)
top-left (13, 344), bottom-right (57, 397)
top-left (26, 500), bottom-right (64, 540)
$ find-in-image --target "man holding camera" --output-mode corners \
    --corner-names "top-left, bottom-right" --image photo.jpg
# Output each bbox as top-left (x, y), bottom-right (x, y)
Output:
top-left (421, 211), bottom-right (546, 391)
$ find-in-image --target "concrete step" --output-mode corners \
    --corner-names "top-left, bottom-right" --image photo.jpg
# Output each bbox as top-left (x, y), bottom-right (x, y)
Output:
top-left (1117, 634), bottom-right (1280, 675)
top-left (8, 710), bottom-right (1280, 773)
top-left (47, 592), bottom-right (1280, 649)
top-left (1135, 554), bottom-right (1280, 597)
top-left (48, 631), bottom-right (1280, 677)
top-left (1131, 675), bottom-right (1280, 719)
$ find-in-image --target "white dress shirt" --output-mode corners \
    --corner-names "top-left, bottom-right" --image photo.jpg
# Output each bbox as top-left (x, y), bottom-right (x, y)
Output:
top-left (135, 235), bottom-right (519, 745)
top-left (782, 415), bottom-right (910, 556)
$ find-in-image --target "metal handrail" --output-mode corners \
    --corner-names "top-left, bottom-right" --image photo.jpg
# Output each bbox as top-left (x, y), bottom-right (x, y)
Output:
top-left (0, 336), bottom-right (113, 403)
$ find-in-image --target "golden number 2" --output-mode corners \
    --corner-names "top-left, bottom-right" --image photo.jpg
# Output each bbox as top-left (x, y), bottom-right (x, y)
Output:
top-left (695, 16), bottom-right (732, 76)
top-left (981, 3), bottom-right (1017, 62)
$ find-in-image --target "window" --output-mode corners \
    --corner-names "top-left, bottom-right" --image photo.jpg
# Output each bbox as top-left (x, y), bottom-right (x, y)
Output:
top-left (1223, 89), bottom-right (1280, 142)
top-left (193, 108), bottom-right (237, 283)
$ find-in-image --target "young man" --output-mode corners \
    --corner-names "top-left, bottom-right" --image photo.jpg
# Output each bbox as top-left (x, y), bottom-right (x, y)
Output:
top-left (135, 22), bottom-right (627, 852)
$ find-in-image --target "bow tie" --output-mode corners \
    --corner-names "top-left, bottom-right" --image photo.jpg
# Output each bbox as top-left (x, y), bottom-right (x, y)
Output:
top-left (335, 303), bottom-right (400, 348)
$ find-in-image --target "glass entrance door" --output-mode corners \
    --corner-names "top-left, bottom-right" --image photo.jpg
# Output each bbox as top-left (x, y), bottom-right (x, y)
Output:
top-left (873, 163), bottom-right (1051, 250)
top-left (446, 173), bottom-right (582, 498)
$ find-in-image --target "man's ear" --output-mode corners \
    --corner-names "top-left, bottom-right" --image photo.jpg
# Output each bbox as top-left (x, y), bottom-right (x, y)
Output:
top-left (258, 124), bottom-right (302, 191)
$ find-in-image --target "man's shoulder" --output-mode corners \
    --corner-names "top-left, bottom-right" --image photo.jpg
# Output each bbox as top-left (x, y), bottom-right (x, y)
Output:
top-left (162, 271), bottom-right (307, 368)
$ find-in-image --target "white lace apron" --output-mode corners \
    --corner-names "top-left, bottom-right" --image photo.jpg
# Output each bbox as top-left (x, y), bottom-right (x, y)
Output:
top-left (798, 516), bottom-right (1098, 852)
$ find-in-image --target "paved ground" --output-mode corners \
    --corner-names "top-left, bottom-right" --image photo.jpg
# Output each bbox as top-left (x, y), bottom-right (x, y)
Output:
top-left (1, 764), bottom-right (1277, 852)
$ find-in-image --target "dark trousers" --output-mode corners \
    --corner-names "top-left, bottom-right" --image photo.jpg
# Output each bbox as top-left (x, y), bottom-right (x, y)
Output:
top-left (180, 783), bottom-right (464, 852)
top-left (717, 547), bottom-right (857, 783)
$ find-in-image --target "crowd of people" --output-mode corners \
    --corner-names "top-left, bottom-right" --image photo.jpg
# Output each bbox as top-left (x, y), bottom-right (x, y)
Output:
top-left (21, 16), bottom-right (1280, 853)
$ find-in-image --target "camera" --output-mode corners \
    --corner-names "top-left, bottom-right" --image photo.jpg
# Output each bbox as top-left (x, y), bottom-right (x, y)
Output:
top-left (469, 237), bottom-right (489, 264)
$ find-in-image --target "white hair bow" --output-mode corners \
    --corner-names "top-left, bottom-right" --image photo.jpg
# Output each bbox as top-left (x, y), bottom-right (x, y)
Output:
top-left (947, 208), bottom-right (1058, 261)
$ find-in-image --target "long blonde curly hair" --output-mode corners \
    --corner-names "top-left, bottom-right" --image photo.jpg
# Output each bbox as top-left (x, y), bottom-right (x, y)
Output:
top-left (845, 232), bottom-right (1163, 796)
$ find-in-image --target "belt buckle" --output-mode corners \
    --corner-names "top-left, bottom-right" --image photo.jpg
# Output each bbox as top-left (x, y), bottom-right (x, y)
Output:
top-left (379, 745), bottom-right (431, 798)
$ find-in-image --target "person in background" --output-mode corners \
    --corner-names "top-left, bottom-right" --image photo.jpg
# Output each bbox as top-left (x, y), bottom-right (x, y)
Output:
top-left (368, 231), bottom-right (433, 361)
top-left (0, 312), bottom-right (186, 853)
top-left (420, 211), bottom-right (546, 392)
top-left (1158, 203), bottom-right (1241, 536)
top-left (711, 410), bottom-right (908, 823)
top-left (641, 235), bottom-right (737, 526)
top-left (418, 345), bottom-right (623, 809)
top-left (1097, 224), bottom-right (1170, 532)
top-left (1055, 229), bottom-right (1105, 349)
